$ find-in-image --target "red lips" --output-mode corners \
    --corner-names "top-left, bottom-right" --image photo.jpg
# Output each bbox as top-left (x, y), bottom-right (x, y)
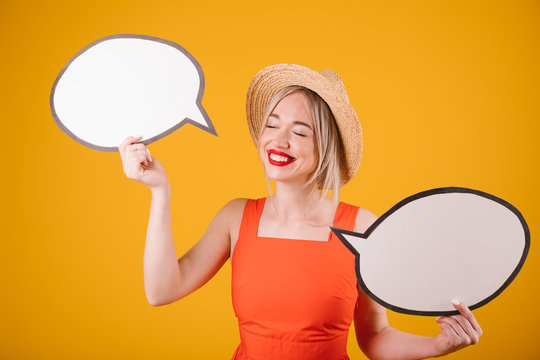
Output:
top-left (267, 149), bottom-right (296, 166)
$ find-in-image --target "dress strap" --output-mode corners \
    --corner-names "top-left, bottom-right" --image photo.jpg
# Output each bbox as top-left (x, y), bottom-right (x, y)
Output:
top-left (238, 198), bottom-right (265, 239)
top-left (333, 202), bottom-right (360, 231)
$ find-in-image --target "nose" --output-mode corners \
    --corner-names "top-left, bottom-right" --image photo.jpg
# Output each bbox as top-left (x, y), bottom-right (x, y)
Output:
top-left (272, 128), bottom-right (290, 149)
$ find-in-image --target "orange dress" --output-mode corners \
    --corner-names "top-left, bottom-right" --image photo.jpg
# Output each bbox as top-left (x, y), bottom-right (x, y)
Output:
top-left (231, 198), bottom-right (360, 360)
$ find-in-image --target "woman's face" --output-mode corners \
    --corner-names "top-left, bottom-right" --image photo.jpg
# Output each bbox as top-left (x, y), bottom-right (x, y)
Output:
top-left (259, 92), bottom-right (318, 185)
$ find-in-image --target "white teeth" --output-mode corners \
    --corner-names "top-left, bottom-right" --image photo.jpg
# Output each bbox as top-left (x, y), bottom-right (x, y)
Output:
top-left (270, 153), bottom-right (291, 162)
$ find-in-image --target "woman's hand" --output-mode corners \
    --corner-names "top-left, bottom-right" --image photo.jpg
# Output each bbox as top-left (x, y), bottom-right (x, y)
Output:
top-left (119, 136), bottom-right (169, 191)
top-left (432, 301), bottom-right (483, 356)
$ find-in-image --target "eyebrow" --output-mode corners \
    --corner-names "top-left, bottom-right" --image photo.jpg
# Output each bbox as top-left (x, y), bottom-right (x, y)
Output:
top-left (269, 114), bottom-right (313, 131)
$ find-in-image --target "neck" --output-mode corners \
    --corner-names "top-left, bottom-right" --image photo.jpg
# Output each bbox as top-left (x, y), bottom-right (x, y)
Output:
top-left (270, 180), bottom-right (331, 223)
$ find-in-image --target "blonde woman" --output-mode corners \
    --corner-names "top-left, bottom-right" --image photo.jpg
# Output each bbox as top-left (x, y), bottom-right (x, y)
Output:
top-left (119, 64), bottom-right (482, 359)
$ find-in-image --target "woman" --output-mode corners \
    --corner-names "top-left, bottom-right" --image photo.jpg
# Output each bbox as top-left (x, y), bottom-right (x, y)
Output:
top-left (119, 64), bottom-right (482, 359)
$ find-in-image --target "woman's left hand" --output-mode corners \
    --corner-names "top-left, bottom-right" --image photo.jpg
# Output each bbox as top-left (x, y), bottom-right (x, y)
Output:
top-left (432, 301), bottom-right (483, 356)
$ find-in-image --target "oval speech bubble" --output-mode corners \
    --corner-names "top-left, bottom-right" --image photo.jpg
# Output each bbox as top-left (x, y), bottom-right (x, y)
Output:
top-left (50, 34), bottom-right (216, 151)
top-left (331, 187), bottom-right (530, 316)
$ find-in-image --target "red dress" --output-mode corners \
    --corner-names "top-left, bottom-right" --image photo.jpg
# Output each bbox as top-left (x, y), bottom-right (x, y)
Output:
top-left (231, 198), bottom-right (360, 360)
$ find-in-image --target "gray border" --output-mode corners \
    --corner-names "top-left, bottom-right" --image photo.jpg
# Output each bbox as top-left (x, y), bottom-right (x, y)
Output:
top-left (50, 34), bottom-right (217, 152)
top-left (331, 187), bottom-right (530, 316)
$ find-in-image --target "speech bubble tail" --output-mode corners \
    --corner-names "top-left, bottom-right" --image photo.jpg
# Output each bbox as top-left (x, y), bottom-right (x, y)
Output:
top-left (330, 226), bottom-right (368, 255)
top-left (185, 105), bottom-right (218, 136)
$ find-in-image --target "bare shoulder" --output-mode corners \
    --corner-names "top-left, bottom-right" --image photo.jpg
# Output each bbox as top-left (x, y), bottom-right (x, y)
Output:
top-left (219, 198), bottom-right (248, 233)
top-left (223, 198), bottom-right (249, 259)
top-left (204, 198), bottom-right (248, 239)
top-left (219, 198), bottom-right (248, 222)
top-left (354, 207), bottom-right (378, 233)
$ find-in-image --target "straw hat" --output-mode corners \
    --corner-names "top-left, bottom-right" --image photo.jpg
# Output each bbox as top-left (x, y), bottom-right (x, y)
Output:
top-left (246, 63), bottom-right (363, 184)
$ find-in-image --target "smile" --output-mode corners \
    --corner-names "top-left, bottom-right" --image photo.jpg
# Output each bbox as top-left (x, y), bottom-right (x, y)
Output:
top-left (267, 150), bottom-right (296, 166)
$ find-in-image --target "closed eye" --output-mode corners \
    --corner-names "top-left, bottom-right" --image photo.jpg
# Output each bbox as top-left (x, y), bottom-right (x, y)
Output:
top-left (293, 132), bottom-right (307, 137)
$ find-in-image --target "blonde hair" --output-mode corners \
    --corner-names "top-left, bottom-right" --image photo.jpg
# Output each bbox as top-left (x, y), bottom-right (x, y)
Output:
top-left (257, 86), bottom-right (346, 212)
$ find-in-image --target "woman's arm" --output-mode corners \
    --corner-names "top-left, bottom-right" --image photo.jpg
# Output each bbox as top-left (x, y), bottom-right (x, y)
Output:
top-left (354, 286), bottom-right (438, 360)
top-left (355, 293), bottom-right (482, 360)
top-left (144, 193), bottom-right (245, 306)
top-left (119, 136), bottom-right (245, 306)
top-left (353, 209), bottom-right (482, 359)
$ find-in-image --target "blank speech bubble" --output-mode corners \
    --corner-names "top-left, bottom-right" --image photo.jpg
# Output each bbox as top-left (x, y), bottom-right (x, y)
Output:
top-left (51, 34), bottom-right (216, 151)
top-left (331, 187), bottom-right (530, 316)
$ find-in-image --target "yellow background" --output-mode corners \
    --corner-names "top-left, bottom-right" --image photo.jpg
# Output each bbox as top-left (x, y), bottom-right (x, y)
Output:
top-left (2, 0), bottom-right (539, 358)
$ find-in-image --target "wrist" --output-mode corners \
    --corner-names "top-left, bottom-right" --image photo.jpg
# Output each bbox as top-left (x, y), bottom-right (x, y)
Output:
top-left (150, 183), bottom-right (171, 197)
top-left (428, 336), bottom-right (447, 358)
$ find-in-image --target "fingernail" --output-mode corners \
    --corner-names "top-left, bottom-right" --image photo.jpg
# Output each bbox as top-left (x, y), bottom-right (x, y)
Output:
top-left (435, 317), bottom-right (441, 321)
top-left (146, 148), bottom-right (152, 162)
top-left (451, 298), bottom-right (460, 306)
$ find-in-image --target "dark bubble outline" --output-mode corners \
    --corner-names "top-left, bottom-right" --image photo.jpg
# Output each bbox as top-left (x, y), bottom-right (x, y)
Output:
top-left (331, 186), bottom-right (530, 316)
top-left (50, 34), bottom-right (217, 152)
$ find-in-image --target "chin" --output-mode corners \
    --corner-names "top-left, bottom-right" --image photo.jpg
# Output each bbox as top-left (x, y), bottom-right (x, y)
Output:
top-left (265, 170), bottom-right (303, 184)
top-left (264, 167), bottom-right (287, 181)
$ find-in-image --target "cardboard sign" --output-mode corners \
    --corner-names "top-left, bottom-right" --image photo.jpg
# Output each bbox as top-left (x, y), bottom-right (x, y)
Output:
top-left (332, 187), bottom-right (529, 316)
top-left (51, 34), bottom-right (216, 151)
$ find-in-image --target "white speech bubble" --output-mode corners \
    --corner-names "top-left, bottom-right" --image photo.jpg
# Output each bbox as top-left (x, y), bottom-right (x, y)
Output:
top-left (51, 34), bottom-right (216, 151)
top-left (331, 187), bottom-right (530, 316)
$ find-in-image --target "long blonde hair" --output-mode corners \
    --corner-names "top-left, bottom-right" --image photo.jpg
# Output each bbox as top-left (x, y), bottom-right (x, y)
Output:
top-left (257, 86), bottom-right (346, 215)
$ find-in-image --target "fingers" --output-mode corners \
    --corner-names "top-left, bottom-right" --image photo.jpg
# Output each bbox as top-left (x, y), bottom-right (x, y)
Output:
top-left (119, 135), bottom-right (142, 153)
top-left (436, 317), bottom-right (469, 349)
top-left (453, 315), bottom-right (480, 344)
top-left (453, 301), bottom-right (483, 336)
top-left (134, 151), bottom-right (149, 167)
top-left (119, 136), bottom-right (141, 164)
top-left (437, 318), bottom-right (460, 338)
top-left (119, 136), bottom-right (153, 177)
top-left (130, 144), bottom-right (148, 166)
top-left (438, 321), bottom-right (462, 348)
top-left (435, 300), bottom-right (482, 350)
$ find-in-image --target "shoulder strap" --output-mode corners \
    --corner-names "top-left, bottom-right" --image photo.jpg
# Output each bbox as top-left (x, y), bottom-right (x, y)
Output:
top-left (238, 198), bottom-right (266, 239)
top-left (333, 202), bottom-right (360, 231)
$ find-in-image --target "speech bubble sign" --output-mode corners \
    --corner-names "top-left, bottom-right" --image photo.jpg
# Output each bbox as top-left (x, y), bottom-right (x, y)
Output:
top-left (331, 187), bottom-right (530, 316)
top-left (50, 34), bottom-right (216, 151)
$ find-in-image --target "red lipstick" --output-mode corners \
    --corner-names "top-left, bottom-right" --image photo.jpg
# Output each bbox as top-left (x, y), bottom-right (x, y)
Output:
top-left (267, 149), bottom-right (296, 166)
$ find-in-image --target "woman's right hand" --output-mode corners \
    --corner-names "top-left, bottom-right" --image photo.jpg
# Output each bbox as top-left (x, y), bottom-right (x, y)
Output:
top-left (119, 136), bottom-right (169, 191)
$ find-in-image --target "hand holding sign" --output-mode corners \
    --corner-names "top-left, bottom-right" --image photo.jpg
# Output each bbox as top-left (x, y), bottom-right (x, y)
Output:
top-left (432, 300), bottom-right (483, 355)
top-left (332, 187), bottom-right (529, 316)
top-left (118, 136), bottom-right (171, 191)
top-left (51, 34), bottom-right (216, 151)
